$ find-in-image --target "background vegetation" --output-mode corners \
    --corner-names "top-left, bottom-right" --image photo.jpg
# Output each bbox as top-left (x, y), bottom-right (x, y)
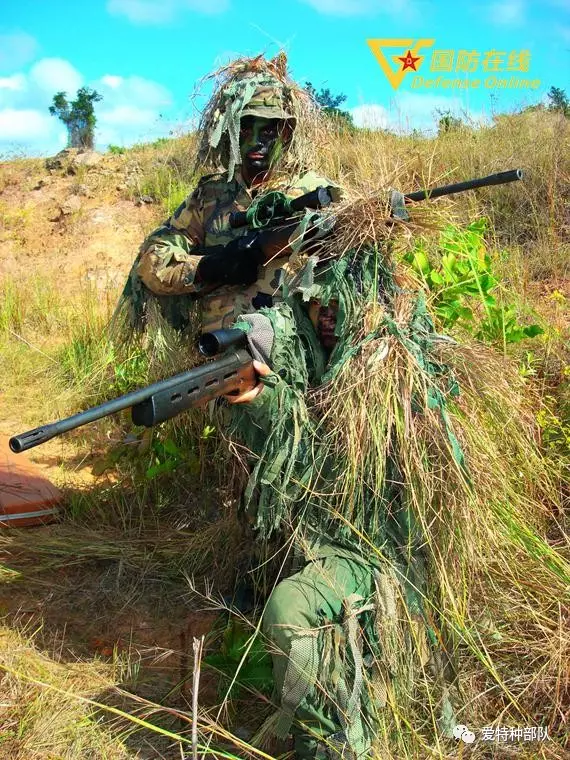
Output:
top-left (49, 87), bottom-right (103, 149)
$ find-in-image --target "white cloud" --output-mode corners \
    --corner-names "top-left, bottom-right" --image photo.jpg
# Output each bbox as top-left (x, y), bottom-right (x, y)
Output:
top-left (101, 75), bottom-right (123, 89)
top-left (0, 58), bottom-right (85, 116)
top-left (0, 74), bottom-right (26, 92)
top-left (107, 0), bottom-right (168, 23)
top-left (0, 108), bottom-right (62, 143)
top-left (351, 104), bottom-right (389, 129)
top-left (0, 32), bottom-right (38, 72)
top-left (299, 0), bottom-right (420, 17)
top-left (93, 74), bottom-right (173, 146)
top-left (0, 57), bottom-right (175, 156)
top-left (107, 0), bottom-right (229, 24)
top-left (352, 93), bottom-right (488, 134)
top-left (29, 58), bottom-right (83, 96)
top-left (488, 0), bottom-right (525, 25)
top-left (111, 75), bottom-right (171, 108)
top-left (99, 105), bottom-right (159, 127)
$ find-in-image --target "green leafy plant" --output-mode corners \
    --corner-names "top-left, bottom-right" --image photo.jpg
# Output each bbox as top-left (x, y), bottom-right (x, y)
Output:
top-left (405, 219), bottom-right (544, 345)
top-left (112, 349), bottom-right (149, 394)
top-left (204, 619), bottom-right (273, 700)
top-left (305, 81), bottom-right (355, 131)
top-left (476, 304), bottom-right (544, 344)
top-left (518, 351), bottom-right (539, 379)
top-left (537, 371), bottom-right (570, 458)
top-left (145, 435), bottom-right (200, 480)
top-left (201, 424), bottom-right (216, 441)
top-left (436, 108), bottom-right (465, 134)
top-left (546, 85), bottom-right (570, 117)
top-left (108, 144), bottom-right (126, 155)
top-left (152, 136), bottom-right (171, 148)
top-left (49, 87), bottom-right (102, 149)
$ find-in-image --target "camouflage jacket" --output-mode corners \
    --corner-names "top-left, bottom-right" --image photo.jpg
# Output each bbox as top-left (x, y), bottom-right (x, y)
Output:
top-left (126, 169), bottom-right (340, 333)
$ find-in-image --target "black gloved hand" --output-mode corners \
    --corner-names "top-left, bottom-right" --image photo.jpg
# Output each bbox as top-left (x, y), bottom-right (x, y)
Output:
top-left (196, 234), bottom-right (265, 286)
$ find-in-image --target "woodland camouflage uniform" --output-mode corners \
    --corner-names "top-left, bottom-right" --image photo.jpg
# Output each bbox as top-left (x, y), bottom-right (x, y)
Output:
top-left (117, 60), bottom-right (339, 334)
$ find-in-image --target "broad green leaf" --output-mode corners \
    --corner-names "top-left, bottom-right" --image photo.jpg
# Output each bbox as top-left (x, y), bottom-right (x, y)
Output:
top-left (163, 438), bottom-right (180, 456)
top-left (523, 324), bottom-right (544, 338)
top-left (412, 249), bottom-right (431, 275)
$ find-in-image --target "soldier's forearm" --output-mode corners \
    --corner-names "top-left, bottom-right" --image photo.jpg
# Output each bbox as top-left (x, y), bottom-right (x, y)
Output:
top-left (137, 249), bottom-right (204, 295)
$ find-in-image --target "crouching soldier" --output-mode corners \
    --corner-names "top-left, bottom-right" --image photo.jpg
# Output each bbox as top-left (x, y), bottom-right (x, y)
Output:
top-left (223, 251), bottom-right (458, 758)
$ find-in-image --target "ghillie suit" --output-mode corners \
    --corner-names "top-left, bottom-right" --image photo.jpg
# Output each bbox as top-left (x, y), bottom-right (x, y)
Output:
top-left (227, 238), bottom-right (567, 757)
top-left (113, 53), bottom-right (335, 350)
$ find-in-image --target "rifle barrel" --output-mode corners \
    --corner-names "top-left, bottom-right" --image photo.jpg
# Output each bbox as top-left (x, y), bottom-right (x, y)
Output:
top-left (9, 379), bottom-right (174, 453)
top-left (405, 169), bottom-right (523, 203)
top-left (9, 348), bottom-right (251, 453)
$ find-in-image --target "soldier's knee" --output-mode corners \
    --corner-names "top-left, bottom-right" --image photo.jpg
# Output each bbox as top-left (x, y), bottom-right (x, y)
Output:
top-left (263, 577), bottom-right (318, 640)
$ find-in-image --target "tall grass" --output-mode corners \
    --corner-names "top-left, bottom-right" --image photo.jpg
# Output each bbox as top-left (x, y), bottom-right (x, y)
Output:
top-left (124, 133), bottom-right (199, 215)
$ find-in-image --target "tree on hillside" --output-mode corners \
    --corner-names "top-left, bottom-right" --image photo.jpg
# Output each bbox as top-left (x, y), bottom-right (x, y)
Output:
top-left (304, 81), bottom-right (354, 130)
top-left (546, 86), bottom-right (569, 117)
top-left (436, 108), bottom-right (464, 135)
top-left (49, 87), bottom-right (103, 149)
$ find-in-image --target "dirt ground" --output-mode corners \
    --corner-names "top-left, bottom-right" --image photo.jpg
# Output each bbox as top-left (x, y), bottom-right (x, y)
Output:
top-left (0, 152), bottom-right (159, 291)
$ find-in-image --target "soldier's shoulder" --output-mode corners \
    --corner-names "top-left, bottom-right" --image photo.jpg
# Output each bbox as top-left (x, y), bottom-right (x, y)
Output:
top-left (169, 172), bottom-right (232, 222)
top-left (193, 171), bottom-right (230, 198)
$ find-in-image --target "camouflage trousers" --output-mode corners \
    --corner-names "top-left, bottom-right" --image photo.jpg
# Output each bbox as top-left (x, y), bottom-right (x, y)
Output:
top-left (262, 554), bottom-right (377, 759)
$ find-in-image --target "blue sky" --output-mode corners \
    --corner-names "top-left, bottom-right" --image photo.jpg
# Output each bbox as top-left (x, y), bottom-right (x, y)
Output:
top-left (0, 0), bottom-right (568, 156)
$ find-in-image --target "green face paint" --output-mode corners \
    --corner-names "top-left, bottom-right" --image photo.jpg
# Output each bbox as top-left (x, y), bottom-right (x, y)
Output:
top-left (239, 116), bottom-right (289, 184)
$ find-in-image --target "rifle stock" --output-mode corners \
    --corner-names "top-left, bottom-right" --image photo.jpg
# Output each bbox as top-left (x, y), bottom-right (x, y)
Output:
top-left (9, 331), bottom-right (256, 454)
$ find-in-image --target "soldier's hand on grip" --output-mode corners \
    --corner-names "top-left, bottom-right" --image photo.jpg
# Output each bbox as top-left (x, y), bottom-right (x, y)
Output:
top-left (224, 361), bottom-right (272, 404)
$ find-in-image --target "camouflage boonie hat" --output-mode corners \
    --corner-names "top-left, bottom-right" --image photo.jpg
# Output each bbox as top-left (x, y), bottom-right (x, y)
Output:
top-left (240, 83), bottom-right (296, 122)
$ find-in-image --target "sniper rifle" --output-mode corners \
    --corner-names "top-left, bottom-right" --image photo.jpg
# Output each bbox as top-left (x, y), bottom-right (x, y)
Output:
top-left (9, 329), bottom-right (254, 454)
top-left (221, 168), bottom-right (524, 264)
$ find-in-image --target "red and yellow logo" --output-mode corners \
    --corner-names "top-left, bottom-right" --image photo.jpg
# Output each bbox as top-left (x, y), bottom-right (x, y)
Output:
top-left (367, 38), bottom-right (435, 90)
top-left (367, 39), bottom-right (540, 91)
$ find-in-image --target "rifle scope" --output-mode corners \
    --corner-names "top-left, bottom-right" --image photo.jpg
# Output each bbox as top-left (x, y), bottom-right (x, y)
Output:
top-left (198, 328), bottom-right (248, 357)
